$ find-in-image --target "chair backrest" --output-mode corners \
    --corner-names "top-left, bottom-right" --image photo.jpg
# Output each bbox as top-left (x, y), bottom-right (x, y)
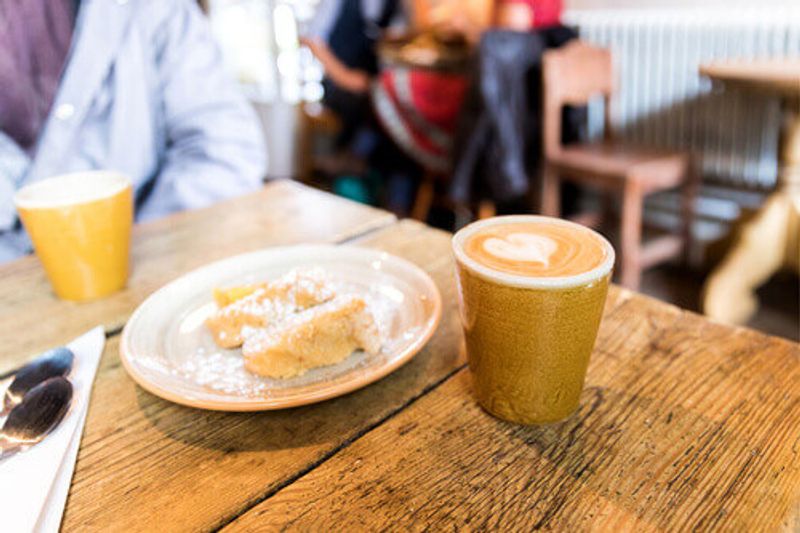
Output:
top-left (542, 41), bottom-right (614, 158)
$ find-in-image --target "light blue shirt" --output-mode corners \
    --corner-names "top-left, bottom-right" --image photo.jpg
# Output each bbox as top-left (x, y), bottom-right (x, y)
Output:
top-left (0, 0), bottom-right (267, 262)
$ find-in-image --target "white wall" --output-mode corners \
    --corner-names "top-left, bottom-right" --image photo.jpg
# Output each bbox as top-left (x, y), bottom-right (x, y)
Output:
top-left (566, 0), bottom-right (796, 9)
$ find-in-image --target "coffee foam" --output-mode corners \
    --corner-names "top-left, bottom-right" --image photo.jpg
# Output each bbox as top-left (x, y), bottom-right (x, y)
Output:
top-left (453, 216), bottom-right (614, 289)
top-left (483, 232), bottom-right (557, 266)
top-left (14, 171), bottom-right (130, 210)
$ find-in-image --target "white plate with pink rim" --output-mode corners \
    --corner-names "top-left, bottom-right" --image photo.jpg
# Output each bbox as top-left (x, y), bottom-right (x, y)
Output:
top-left (119, 244), bottom-right (442, 411)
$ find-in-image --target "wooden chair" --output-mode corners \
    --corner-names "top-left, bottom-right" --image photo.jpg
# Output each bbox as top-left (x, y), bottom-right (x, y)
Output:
top-left (541, 41), bottom-right (696, 289)
top-left (296, 103), bottom-right (350, 183)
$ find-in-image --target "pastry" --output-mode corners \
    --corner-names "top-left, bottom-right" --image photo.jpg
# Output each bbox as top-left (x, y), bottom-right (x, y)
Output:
top-left (205, 270), bottom-right (335, 349)
top-left (241, 295), bottom-right (381, 379)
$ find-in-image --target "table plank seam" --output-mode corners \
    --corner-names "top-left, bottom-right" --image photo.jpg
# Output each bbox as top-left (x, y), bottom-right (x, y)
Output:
top-left (44, 182), bottom-right (800, 529)
top-left (105, 324), bottom-right (125, 338)
top-left (335, 217), bottom-right (398, 244)
top-left (212, 362), bottom-right (469, 532)
top-left (214, 290), bottom-right (643, 529)
top-left (96, 218), bottom-right (400, 346)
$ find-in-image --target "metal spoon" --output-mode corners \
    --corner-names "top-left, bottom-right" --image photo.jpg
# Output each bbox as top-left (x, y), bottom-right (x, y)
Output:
top-left (1, 347), bottom-right (74, 415)
top-left (0, 377), bottom-right (73, 462)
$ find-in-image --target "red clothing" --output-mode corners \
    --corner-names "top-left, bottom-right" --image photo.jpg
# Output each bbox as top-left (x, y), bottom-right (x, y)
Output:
top-left (502, 0), bottom-right (562, 28)
top-left (372, 68), bottom-right (468, 171)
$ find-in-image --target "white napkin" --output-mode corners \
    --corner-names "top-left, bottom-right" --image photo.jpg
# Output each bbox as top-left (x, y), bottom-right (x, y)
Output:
top-left (0, 327), bottom-right (105, 533)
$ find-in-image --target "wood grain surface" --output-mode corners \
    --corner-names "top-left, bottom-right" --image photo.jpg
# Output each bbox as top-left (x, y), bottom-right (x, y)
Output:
top-left (60, 220), bottom-right (467, 532)
top-left (0, 181), bottom-right (394, 373)
top-left (3, 184), bottom-right (798, 532)
top-left (226, 288), bottom-right (800, 532)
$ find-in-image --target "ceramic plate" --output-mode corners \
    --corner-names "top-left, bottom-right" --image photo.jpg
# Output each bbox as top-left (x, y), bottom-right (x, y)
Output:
top-left (120, 245), bottom-right (442, 411)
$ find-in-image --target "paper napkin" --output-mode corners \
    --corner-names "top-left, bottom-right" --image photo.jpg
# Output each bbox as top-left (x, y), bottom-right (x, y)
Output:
top-left (0, 327), bottom-right (105, 533)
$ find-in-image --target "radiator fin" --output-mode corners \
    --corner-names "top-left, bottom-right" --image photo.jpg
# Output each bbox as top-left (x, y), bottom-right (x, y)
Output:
top-left (564, 8), bottom-right (800, 191)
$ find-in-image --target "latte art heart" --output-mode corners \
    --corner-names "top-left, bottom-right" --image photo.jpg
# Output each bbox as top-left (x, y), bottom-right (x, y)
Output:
top-left (463, 221), bottom-right (608, 278)
top-left (482, 233), bottom-right (558, 266)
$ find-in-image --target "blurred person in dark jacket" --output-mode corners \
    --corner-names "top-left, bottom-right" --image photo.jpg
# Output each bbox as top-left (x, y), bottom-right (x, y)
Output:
top-left (450, 0), bottom-right (582, 215)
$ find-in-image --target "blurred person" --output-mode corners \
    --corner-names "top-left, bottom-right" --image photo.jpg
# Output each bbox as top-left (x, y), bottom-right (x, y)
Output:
top-left (371, 31), bottom-right (471, 173)
top-left (450, 0), bottom-right (581, 214)
top-left (300, 0), bottom-right (405, 148)
top-left (494, 0), bottom-right (562, 31)
top-left (411, 0), bottom-right (493, 45)
top-left (0, 0), bottom-right (266, 262)
top-left (301, 0), bottom-right (424, 215)
top-left (369, 2), bottom-right (489, 174)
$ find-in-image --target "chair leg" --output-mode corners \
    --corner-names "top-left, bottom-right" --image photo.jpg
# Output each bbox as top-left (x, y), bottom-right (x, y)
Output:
top-left (297, 111), bottom-right (313, 183)
top-left (620, 182), bottom-right (643, 290)
top-left (680, 160), bottom-right (698, 263)
top-left (541, 164), bottom-right (560, 217)
top-left (601, 193), bottom-right (615, 224)
top-left (477, 200), bottom-right (496, 220)
top-left (411, 176), bottom-right (435, 222)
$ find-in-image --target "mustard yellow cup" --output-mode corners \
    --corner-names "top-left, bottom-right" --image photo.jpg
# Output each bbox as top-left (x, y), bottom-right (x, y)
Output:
top-left (14, 171), bottom-right (133, 301)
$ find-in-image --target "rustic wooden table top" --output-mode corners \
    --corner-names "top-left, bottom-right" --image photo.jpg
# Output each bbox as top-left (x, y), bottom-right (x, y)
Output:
top-left (1, 181), bottom-right (798, 531)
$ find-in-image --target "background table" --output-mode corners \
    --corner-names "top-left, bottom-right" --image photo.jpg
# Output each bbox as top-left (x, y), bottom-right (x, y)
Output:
top-left (700, 60), bottom-right (800, 325)
top-left (1, 181), bottom-right (798, 531)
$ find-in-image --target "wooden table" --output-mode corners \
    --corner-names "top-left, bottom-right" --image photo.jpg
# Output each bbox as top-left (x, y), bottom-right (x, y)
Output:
top-left (2, 181), bottom-right (799, 531)
top-left (700, 60), bottom-right (800, 325)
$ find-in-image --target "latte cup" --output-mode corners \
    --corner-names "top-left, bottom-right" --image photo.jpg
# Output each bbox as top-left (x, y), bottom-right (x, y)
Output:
top-left (15, 171), bottom-right (133, 301)
top-left (452, 215), bottom-right (614, 424)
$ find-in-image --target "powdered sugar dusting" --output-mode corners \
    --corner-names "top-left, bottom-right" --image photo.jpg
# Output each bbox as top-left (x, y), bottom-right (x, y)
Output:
top-left (166, 270), bottom-right (412, 397)
top-left (123, 246), bottom-right (438, 406)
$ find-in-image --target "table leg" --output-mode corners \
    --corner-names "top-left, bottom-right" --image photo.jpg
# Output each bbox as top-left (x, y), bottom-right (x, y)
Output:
top-left (541, 164), bottom-right (561, 217)
top-left (702, 97), bottom-right (800, 324)
top-left (702, 194), bottom-right (790, 323)
top-left (620, 180), bottom-right (643, 290)
top-left (786, 97), bottom-right (800, 273)
top-left (411, 175), bottom-right (435, 222)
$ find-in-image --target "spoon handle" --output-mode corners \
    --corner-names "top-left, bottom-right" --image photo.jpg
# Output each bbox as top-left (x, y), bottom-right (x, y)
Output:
top-left (0, 393), bottom-right (12, 417)
top-left (0, 438), bottom-right (21, 463)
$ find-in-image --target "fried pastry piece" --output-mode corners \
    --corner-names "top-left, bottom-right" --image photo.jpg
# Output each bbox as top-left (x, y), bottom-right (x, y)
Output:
top-left (205, 270), bottom-right (335, 349)
top-left (213, 285), bottom-right (260, 307)
top-left (242, 295), bottom-right (381, 379)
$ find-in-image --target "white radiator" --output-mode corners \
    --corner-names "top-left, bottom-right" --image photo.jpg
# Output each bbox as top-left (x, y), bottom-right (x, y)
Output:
top-left (564, 8), bottom-right (800, 191)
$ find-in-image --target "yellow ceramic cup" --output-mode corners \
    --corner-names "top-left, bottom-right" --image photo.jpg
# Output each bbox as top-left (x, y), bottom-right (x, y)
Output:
top-left (14, 171), bottom-right (133, 301)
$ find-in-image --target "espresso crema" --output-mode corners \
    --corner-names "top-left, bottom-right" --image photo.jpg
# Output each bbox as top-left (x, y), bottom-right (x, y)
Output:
top-left (463, 221), bottom-right (608, 278)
